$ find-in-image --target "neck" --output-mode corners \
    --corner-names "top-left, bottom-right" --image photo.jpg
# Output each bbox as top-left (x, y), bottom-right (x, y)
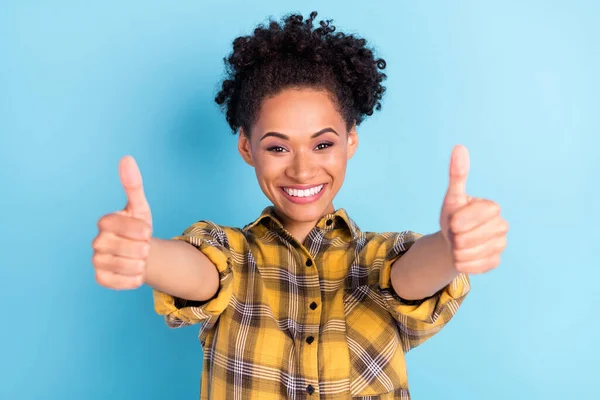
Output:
top-left (275, 203), bottom-right (335, 244)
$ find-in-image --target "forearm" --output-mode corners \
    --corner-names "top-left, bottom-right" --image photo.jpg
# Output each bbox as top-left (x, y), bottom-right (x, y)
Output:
top-left (390, 231), bottom-right (458, 300)
top-left (144, 238), bottom-right (219, 301)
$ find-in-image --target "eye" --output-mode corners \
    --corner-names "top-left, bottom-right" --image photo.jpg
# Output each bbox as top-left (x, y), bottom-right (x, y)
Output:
top-left (267, 146), bottom-right (287, 153)
top-left (315, 142), bottom-right (333, 151)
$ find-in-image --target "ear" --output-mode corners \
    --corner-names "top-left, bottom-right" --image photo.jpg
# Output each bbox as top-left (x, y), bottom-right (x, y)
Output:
top-left (238, 128), bottom-right (255, 167)
top-left (346, 123), bottom-right (359, 160)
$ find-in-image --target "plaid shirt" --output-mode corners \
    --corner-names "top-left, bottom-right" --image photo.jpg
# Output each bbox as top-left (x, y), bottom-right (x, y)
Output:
top-left (153, 207), bottom-right (470, 399)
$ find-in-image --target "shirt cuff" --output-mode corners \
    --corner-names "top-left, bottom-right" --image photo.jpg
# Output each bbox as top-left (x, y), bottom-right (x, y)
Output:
top-left (152, 234), bottom-right (233, 328)
top-left (378, 232), bottom-right (470, 324)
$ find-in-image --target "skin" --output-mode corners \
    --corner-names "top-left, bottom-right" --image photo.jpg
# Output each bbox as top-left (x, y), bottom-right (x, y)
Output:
top-left (92, 86), bottom-right (508, 302)
top-left (92, 156), bottom-right (219, 299)
top-left (391, 145), bottom-right (509, 300)
top-left (237, 88), bottom-right (358, 243)
top-left (238, 87), bottom-right (508, 300)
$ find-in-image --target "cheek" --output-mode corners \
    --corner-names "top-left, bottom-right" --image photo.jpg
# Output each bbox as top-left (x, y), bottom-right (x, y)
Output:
top-left (323, 151), bottom-right (348, 177)
top-left (253, 165), bottom-right (277, 198)
top-left (254, 155), bottom-right (284, 182)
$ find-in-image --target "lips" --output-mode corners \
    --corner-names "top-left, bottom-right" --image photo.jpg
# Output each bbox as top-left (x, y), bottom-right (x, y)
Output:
top-left (282, 184), bottom-right (324, 198)
top-left (280, 183), bottom-right (327, 204)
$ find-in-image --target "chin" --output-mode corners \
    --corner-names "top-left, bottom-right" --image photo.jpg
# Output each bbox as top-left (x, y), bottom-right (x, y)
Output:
top-left (265, 183), bottom-right (336, 222)
top-left (287, 206), bottom-right (328, 222)
top-left (275, 199), bottom-right (334, 223)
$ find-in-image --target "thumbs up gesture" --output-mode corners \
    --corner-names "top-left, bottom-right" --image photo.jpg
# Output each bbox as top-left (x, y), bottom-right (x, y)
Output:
top-left (92, 156), bottom-right (153, 289)
top-left (439, 145), bottom-right (509, 274)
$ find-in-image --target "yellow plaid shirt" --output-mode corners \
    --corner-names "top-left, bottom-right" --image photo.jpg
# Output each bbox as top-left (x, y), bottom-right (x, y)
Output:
top-left (153, 207), bottom-right (470, 399)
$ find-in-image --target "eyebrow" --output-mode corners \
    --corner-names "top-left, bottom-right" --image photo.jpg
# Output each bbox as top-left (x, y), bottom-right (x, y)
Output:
top-left (260, 127), bottom-right (339, 141)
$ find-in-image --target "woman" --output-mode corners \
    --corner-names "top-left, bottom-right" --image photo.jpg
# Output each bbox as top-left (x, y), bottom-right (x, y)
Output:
top-left (92, 11), bottom-right (508, 399)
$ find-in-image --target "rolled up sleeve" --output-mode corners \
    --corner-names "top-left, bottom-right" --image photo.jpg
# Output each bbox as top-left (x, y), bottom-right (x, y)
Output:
top-left (378, 231), bottom-right (471, 352)
top-left (153, 221), bottom-right (234, 329)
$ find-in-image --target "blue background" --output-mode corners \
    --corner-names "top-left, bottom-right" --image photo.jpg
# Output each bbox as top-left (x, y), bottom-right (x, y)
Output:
top-left (1, 1), bottom-right (598, 399)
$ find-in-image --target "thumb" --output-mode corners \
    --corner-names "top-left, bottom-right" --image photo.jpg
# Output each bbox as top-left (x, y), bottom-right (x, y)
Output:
top-left (119, 155), bottom-right (152, 227)
top-left (443, 144), bottom-right (470, 209)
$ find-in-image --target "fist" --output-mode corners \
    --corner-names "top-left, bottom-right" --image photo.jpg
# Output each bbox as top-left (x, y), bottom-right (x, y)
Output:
top-left (92, 156), bottom-right (153, 289)
top-left (440, 145), bottom-right (509, 274)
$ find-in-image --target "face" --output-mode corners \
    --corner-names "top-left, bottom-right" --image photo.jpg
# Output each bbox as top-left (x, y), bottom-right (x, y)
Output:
top-left (238, 88), bottom-right (358, 227)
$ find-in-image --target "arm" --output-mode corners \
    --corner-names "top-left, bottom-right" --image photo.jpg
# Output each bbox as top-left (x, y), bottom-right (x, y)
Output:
top-left (93, 156), bottom-right (220, 305)
top-left (391, 145), bottom-right (509, 301)
top-left (145, 237), bottom-right (220, 302)
top-left (390, 231), bottom-right (457, 301)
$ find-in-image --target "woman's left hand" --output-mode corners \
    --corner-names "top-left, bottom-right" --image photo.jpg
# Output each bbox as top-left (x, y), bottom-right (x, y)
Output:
top-left (439, 145), bottom-right (509, 274)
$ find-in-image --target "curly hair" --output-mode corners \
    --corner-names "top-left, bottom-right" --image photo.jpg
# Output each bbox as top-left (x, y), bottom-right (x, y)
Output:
top-left (215, 11), bottom-right (387, 135)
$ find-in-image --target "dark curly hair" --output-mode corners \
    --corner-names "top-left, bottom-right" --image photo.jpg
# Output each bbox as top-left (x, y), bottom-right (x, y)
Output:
top-left (215, 11), bottom-right (387, 135)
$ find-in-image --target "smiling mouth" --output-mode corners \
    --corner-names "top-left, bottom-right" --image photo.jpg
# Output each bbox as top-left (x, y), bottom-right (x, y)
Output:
top-left (281, 184), bottom-right (325, 198)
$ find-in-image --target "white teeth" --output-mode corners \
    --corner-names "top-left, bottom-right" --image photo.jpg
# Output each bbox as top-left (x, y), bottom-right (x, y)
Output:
top-left (283, 184), bottom-right (324, 197)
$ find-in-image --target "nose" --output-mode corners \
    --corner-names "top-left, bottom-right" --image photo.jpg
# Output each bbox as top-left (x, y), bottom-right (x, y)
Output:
top-left (285, 149), bottom-right (318, 182)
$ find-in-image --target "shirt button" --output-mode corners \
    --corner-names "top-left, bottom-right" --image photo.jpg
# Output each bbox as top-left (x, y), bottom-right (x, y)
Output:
top-left (306, 336), bottom-right (315, 344)
top-left (305, 259), bottom-right (313, 267)
top-left (306, 385), bottom-right (315, 395)
top-left (326, 219), bottom-right (333, 226)
top-left (309, 302), bottom-right (317, 310)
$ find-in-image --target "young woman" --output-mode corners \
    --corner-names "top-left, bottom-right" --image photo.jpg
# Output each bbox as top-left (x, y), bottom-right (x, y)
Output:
top-left (92, 11), bottom-right (508, 399)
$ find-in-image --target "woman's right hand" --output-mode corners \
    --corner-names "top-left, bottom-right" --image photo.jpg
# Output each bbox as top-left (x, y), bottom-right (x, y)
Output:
top-left (92, 156), bottom-right (154, 290)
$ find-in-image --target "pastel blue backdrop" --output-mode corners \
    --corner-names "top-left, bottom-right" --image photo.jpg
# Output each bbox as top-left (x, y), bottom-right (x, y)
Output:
top-left (1, 1), bottom-right (598, 399)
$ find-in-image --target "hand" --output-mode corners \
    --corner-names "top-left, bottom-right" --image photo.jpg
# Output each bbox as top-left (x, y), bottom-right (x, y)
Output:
top-left (439, 145), bottom-right (509, 274)
top-left (92, 156), bottom-right (153, 289)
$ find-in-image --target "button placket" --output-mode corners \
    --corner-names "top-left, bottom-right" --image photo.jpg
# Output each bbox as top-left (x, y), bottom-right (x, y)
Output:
top-left (301, 252), bottom-right (320, 392)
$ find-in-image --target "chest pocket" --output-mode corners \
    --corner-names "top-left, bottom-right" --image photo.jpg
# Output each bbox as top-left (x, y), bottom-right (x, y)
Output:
top-left (342, 279), bottom-right (408, 396)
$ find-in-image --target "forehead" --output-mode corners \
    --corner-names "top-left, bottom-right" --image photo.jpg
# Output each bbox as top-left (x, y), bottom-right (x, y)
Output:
top-left (252, 88), bottom-right (345, 136)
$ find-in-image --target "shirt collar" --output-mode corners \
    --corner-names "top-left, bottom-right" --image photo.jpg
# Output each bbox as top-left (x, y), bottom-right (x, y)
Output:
top-left (243, 206), bottom-right (359, 240)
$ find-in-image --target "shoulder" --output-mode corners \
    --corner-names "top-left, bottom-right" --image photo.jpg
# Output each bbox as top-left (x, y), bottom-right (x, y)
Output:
top-left (357, 230), bottom-right (423, 256)
top-left (360, 230), bottom-right (423, 244)
top-left (337, 209), bottom-right (422, 249)
top-left (178, 220), bottom-right (248, 251)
